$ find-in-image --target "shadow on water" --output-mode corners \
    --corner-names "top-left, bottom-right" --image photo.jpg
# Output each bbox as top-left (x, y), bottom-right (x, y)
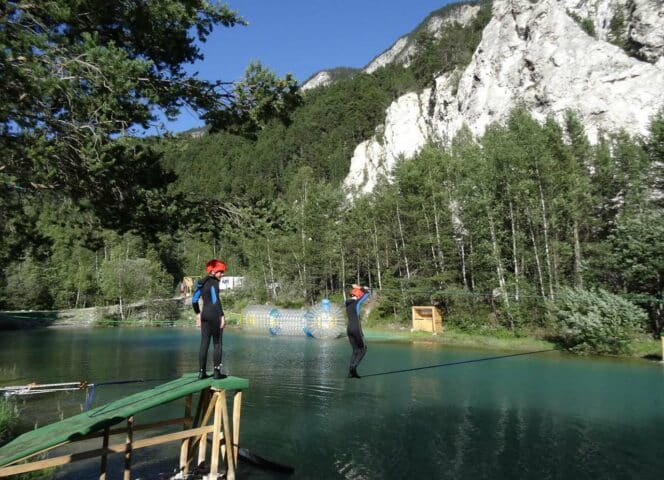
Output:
top-left (0, 311), bottom-right (59, 330)
top-left (642, 353), bottom-right (664, 362)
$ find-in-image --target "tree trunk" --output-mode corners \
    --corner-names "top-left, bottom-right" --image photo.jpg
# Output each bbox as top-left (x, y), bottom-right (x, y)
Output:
top-left (527, 212), bottom-right (546, 300)
top-left (552, 232), bottom-right (561, 292)
top-left (431, 195), bottom-right (445, 274)
top-left (573, 219), bottom-right (583, 288)
top-left (261, 265), bottom-right (269, 296)
top-left (300, 181), bottom-right (308, 300)
top-left (340, 243), bottom-right (347, 300)
top-left (538, 178), bottom-right (555, 300)
top-left (396, 202), bottom-right (411, 279)
top-left (372, 221), bottom-right (383, 290)
top-left (422, 206), bottom-right (440, 276)
top-left (468, 235), bottom-right (476, 291)
top-left (487, 209), bottom-right (510, 308)
top-left (291, 249), bottom-right (305, 299)
top-left (509, 198), bottom-right (520, 302)
top-left (458, 240), bottom-right (469, 290)
top-left (119, 297), bottom-right (125, 322)
top-left (266, 238), bottom-right (277, 299)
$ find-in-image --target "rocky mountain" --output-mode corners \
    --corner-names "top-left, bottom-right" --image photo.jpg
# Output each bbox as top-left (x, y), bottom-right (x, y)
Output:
top-left (363, 3), bottom-right (482, 73)
top-left (301, 2), bottom-right (482, 91)
top-left (302, 67), bottom-right (360, 91)
top-left (339, 0), bottom-right (664, 195)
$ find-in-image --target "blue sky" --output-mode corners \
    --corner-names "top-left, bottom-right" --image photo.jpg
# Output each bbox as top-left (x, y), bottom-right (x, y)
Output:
top-left (160, 0), bottom-right (454, 133)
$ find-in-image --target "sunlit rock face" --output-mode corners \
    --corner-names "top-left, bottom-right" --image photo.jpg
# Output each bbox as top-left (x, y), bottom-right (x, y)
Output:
top-left (344, 0), bottom-right (664, 195)
top-left (344, 91), bottom-right (431, 196)
top-left (363, 4), bottom-right (482, 74)
top-left (561, 0), bottom-right (664, 64)
top-left (301, 4), bottom-right (481, 90)
top-left (301, 71), bottom-right (334, 91)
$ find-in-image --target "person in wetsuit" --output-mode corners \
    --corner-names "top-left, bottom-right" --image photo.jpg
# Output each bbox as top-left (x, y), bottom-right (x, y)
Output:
top-left (346, 284), bottom-right (370, 378)
top-left (192, 259), bottom-right (227, 380)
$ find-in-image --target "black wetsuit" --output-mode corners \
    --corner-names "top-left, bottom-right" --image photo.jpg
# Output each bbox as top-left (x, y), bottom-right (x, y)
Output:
top-left (192, 276), bottom-right (224, 372)
top-left (346, 292), bottom-right (369, 374)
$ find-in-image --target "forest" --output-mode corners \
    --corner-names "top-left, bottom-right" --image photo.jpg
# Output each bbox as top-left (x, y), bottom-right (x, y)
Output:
top-left (1, 0), bottom-right (661, 355)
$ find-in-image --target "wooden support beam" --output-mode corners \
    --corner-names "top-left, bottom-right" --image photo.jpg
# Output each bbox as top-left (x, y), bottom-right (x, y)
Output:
top-left (123, 416), bottom-right (133, 480)
top-left (209, 392), bottom-right (222, 476)
top-left (179, 394), bottom-right (193, 476)
top-left (83, 417), bottom-right (188, 441)
top-left (0, 426), bottom-right (216, 476)
top-left (129, 426), bottom-right (213, 449)
top-left (192, 388), bottom-right (207, 430)
top-left (194, 389), bottom-right (216, 467)
top-left (185, 388), bottom-right (208, 471)
top-left (99, 427), bottom-right (109, 480)
top-left (220, 390), bottom-right (235, 480)
top-left (232, 390), bottom-right (243, 465)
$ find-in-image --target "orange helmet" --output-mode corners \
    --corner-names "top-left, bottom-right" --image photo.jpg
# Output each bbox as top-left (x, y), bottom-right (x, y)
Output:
top-left (206, 259), bottom-right (227, 274)
top-left (350, 287), bottom-right (365, 298)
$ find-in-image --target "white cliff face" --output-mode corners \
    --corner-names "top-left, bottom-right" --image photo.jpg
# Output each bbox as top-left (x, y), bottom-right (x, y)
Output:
top-left (344, 92), bottom-right (431, 195)
top-left (301, 71), bottom-right (334, 91)
top-left (562, 0), bottom-right (664, 63)
top-left (364, 37), bottom-right (411, 74)
top-left (364, 5), bottom-right (481, 74)
top-left (629, 0), bottom-right (664, 62)
top-left (344, 0), bottom-right (664, 195)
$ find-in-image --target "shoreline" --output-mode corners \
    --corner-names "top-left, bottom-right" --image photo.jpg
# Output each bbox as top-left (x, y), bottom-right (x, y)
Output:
top-left (1, 308), bottom-right (662, 362)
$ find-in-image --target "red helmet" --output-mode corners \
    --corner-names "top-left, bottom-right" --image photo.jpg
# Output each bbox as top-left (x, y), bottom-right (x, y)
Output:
top-left (206, 259), bottom-right (227, 274)
top-left (350, 287), bottom-right (365, 298)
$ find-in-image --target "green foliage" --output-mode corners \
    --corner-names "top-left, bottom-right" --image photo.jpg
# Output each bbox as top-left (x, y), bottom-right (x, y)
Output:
top-left (0, 398), bottom-right (18, 446)
top-left (206, 61), bottom-right (302, 138)
top-left (567, 10), bottom-right (596, 37)
top-left (0, 0), bottom-right (245, 231)
top-left (645, 111), bottom-right (664, 207)
top-left (605, 210), bottom-right (664, 334)
top-left (2, 257), bottom-right (53, 310)
top-left (0, 399), bottom-right (55, 478)
top-left (552, 287), bottom-right (647, 354)
top-left (100, 252), bottom-right (171, 318)
top-left (411, 2), bottom-right (492, 88)
top-left (581, 18), bottom-right (596, 37)
top-left (444, 300), bottom-right (494, 332)
top-left (609, 10), bottom-right (627, 47)
top-left (606, 6), bottom-right (647, 60)
top-left (1, 0), bottom-right (661, 358)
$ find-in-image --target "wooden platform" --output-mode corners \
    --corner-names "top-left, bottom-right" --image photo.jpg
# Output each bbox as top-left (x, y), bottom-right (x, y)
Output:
top-left (0, 373), bottom-right (248, 479)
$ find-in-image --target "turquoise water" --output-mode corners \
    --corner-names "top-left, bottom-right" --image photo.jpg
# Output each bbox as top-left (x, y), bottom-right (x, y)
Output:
top-left (1, 328), bottom-right (663, 479)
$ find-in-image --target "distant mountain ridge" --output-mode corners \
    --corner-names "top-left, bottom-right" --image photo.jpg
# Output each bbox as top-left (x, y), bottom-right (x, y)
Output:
top-left (301, 1), bottom-right (482, 91)
top-left (341, 0), bottom-right (664, 195)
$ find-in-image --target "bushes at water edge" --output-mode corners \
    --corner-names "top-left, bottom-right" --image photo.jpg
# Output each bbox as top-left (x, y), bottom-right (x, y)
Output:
top-left (0, 398), bottom-right (18, 446)
top-left (551, 287), bottom-right (648, 355)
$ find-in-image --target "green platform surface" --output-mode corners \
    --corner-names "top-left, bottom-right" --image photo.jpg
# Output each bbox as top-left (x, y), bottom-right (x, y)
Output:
top-left (0, 373), bottom-right (248, 468)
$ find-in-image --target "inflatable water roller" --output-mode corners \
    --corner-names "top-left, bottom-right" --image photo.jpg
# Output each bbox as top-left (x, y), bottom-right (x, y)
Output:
top-left (241, 299), bottom-right (345, 338)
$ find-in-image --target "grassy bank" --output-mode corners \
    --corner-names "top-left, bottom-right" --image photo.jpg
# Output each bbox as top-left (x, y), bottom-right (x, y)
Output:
top-left (364, 325), bottom-right (663, 360)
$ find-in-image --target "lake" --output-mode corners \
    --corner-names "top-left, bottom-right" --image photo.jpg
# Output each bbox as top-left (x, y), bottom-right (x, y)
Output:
top-left (1, 328), bottom-right (663, 479)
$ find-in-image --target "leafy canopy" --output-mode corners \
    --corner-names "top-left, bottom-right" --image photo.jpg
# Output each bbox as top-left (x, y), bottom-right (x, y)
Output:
top-left (0, 0), bottom-right (244, 230)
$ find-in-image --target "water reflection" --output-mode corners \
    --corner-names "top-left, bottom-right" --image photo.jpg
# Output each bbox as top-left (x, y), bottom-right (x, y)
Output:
top-left (1, 329), bottom-right (663, 479)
